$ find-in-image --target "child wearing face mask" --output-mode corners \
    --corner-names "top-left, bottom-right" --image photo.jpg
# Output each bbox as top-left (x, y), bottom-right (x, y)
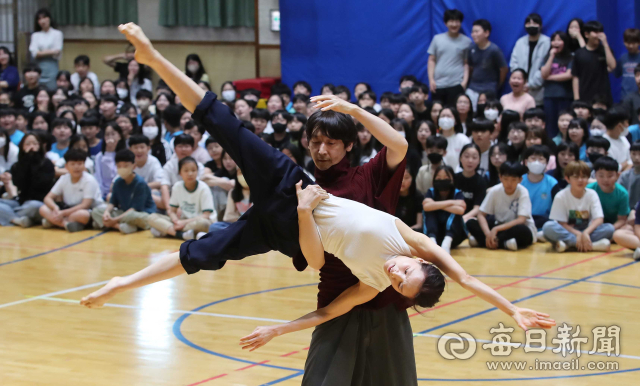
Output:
top-left (264, 110), bottom-right (292, 150)
top-left (95, 122), bottom-right (126, 199)
top-left (422, 165), bottom-right (467, 253)
top-left (416, 135), bottom-right (448, 195)
top-left (91, 149), bottom-right (156, 234)
top-left (520, 145), bottom-right (558, 240)
top-left (438, 107), bottom-right (470, 169)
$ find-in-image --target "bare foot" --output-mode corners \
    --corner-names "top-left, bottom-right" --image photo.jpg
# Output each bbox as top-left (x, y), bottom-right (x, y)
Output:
top-left (117, 23), bottom-right (157, 66)
top-left (80, 277), bottom-right (123, 308)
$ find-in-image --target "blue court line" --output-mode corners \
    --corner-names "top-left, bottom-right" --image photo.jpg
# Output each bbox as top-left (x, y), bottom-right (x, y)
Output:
top-left (0, 230), bottom-right (107, 267)
top-left (584, 280), bottom-right (640, 290)
top-left (258, 371), bottom-right (305, 385)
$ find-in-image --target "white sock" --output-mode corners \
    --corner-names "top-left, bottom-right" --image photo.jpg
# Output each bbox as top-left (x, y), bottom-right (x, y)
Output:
top-left (431, 237), bottom-right (437, 244)
top-left (441, 236), bottom-right (453, 253)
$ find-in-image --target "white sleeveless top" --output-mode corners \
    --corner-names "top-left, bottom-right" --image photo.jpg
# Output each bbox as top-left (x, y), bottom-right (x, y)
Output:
top-left (313, 195), bottom-right (412, 291)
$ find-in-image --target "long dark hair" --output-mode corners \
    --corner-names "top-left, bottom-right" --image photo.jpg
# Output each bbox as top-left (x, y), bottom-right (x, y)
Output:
top-left (566, 18), bottom-right (584, 52)
top-left (411, 263), bottom-right (446, 310)
top-left (0, 46), bottom-right (15, 67)
top-left (432, 164), bottom-right (456, 199)
top-left (215, 149), bottom-right (237, 179)
top-left (231, 170), bottom-right (251, 204)
top-left (0, 129), bottom-right (10, 159)
top-left (185, 54), bottom-right (206, 82)
top-left (130, 59), bottom-right (151, 85)
top-left (350, 123), bottom-right (377, 166)
top-left (455, 94), bottom-right (474, 131)
top-left (438, 106), bottom-right (464, 134)
top-left (101, 122), bottom-right (126, 154)
top-left (550, 31), bottom-right (573, 60)
top-left (498, 109), bottom-right (521, 143)
top-left (17, 132), bottom-right (47, 162)
top-left (486, 142), bottom-right (510, 187)
top-left (34, 8), bottom-right (55, 32)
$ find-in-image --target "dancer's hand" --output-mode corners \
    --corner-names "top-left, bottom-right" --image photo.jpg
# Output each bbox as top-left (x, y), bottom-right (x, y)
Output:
top-left (118, 23), bottom-right (158, 66)
top-left (511, 307), bottom-right (556, 331)
top-left (240, 325), bottom-right (280, 351)
top-left (296, 180), bottom-right (329, 212)
top-left (310, 95), bottom-right (357, 115)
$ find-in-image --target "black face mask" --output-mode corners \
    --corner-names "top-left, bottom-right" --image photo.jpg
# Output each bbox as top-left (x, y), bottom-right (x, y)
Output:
top-left (526, 26), bottom-right (540, 36)
top-left (427, 152), bottom-right (443, 164)
top-left (272, 123), bottom-right (287, 134)
top-left (588, 152), bottom-right (604, 164)
top-left (433, 179), bottom-right (454, 192)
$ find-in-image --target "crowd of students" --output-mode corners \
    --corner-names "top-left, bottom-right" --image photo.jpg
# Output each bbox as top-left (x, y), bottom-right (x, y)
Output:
top-left (1, 8), bottom-right (640, 261)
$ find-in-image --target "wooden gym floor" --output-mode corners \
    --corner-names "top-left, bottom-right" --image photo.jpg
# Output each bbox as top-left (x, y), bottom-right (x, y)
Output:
top-left (1, 226), bottom-right (639, 386)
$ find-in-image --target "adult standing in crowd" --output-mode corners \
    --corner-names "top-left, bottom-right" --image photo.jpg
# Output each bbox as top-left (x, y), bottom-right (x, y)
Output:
top-left (29, 9), bottom-right (63, 91)
top-left (510, 13), bottom-right (550, 107)
top-left (467, 19), bottom-right (508, 111)
top-left (428, 9), bottom-right (471, 106)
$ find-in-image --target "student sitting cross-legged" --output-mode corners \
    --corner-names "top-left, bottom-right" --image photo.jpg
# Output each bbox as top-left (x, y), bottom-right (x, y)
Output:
top-left (466, 162), bottom-right (537, 251)
top-left (91, 149), bottom-right (156, 234)
top-left (542, 161), bottom-right (614, 252)
top-left (520, 145), bottom-right (558, 241)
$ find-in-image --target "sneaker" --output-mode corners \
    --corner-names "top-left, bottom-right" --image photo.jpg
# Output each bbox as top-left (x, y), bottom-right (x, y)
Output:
top-left (64, 222), bottom-right (85, 233)
top-left (592, 239), bottom-right (610, 252)
top-left (196, 232), bottom-right (207, 240)
top-left (118, 223), bottom-right (138, 234)
top-left (555, 240), bottom-right (567, 253)
top-left (536, 230), bottom-right (547, 243)
top-left (468, 235), bottom-right (478, 248)
top-left (505, 238), bottom-right (518, 251)
top-left (11, 216), bottom-right (32, 228)
top-left (633, 247), bottom-right (640, 261)
top-left (182, 229), bottom-right (195, 240)
top-left (150, 228), bottom-right (165, 238)
top-left (41, 218), bottom-right (53, 229)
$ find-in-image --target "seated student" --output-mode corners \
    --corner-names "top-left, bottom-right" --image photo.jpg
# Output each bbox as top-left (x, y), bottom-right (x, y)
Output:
top-left (618, 141), bottom-right (640, 207)
top-left (628, 107), bottom-right (640, 142)
top-left (115, 114), bottom-right (134, 145)
top-left (79, 115), bottom-right (102, 158)
top-left (467, 162), bottom-right (537, 251)
top-left (128, 135), bottom-right (163, 208)
top-left (160, 134), bottom-right (204, 211)
top-left (612, 194), bottom-right (640, 260)
top-left (353, 123), bottom-right (378, 166)
top-left (91, 149), bottom-right (156, 234)
top-left (39, 149), bottom-right (104, 232)
top-left (507, 122), bottom-right (528, 162)
top-left (603, 105), bottom-right (632, 171)
top-left (95, 122), bottom-right (126, 199)
top-left (523, 108), bottom-right (547, 131)
top-left (455, 143), bottom-right (486, 222)
top-left (14, 110), bottom-right (29, 133)
top-left (0, 129), bottom-right (19, 176)
top-left (520, 145), bottom-right (558, 239)
top-left (263, 109), bottom-right (292, 150)
top-left (584, 136), bottom-right (611, 174)
top-left (469, 118), bottom-right (493, 175)
top-left (0, 132), bottom-right (55, 227)
top-left (549, 141), bottom-right (580, 199)
top-left (553, 110), bottom-right (576, 145)
top-left (203, 136), bottom-right (222, 174)
top-left (416, 135), bottom-right (447, 195)
top-left (484, 142), bottom-right (510, 188)
top-left (395, 167), bottom-right (424, 231)
top-left (590, 114), bottom-right (608, 137)
top-left (586, 156), bottom-right (630, 232)
top-left (162, 104), bottom-right (185, 145)
top-left (54, 135), bottom-right (95, 176)
top-left (249, 109), bottom-right (270, 136)
top-left (182, 120), bottom-right (211, 164)
top-left (567, 117), bottom-right (590, 161)
top-left (149, 156), bottom-right (214, 241)
top-left (0, 108), bottom-right (25, 146)
top-left (46, 117), bottom-right (73, 162)
top-left (571, 100), bottom-right (592, 121)
top-left (140, 115), bottom-right (172, 165)
top-left (422, 165), bottom-right (467, 253)
top-left (542, 161), bottom-right (614, 252)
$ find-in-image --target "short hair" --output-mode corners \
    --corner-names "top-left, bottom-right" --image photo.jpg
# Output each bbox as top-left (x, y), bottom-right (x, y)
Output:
top-left (100, 94), bottom-right (118, 105)
top-left (79, 115), bottom-right (99, 128)
top-left (321, 83), bottom-right (335, 93)
top-left (389, 93), bottom-right (407, 104)
top-left (557, 141), bottom-right (580, 161)
top-left (409, 84), bottom-right (429, 95)
top-left (64, 148), bottom-right (87, 163)
top-left (564, 161), bottom-right (591, 178)
top-left (604, 105), bottom-right (630, 129)
top-left (509, 121), bottom-right (529, 134)
top-left (586, 136), bottom-right (611, 151)
top-left (523, 108), bottom-right (546, 122)
top-left (23, 64), bottom-right (42, 75)
top-left (135, 89), bottom-right (153, 100)
top-left (631, 141), bottom-right (640, 152)
top-left (523, 144), bottom-right (551, 162)
top-left (426, 135), bottom-right (448, 150)
top-left (184, 120), bottom-right (205, 135)
top-left (624, 28), bottom-right (640, 43)
top-left (163, 104), bottom-right (184, 128)
top-left (128, 134), bottom-right (150, 147)
top-left (511, 68), bottom-right (528, 80)
top-left (499, 161), bottom-right (528, 177)
top-left (305, 110), bottom-right (358, 149)
top-left (400, 75), bottom-right (418, 85)
top-left (584, 21), bottom-right (604, 34)
top-left (0, 108), bottom-right (16, 118)
top-left (473, 19), bottom-right (492, 34)
top-left (74, 55), bottom-right (90, 66)
top-left (378, 108), bottom-right (394, 122)
top-left (591, 94), bottom-right (610, 108)
top-left (444, 9), bottom-right (464, 23)
top-left (525, 13), bottom-right (542, 25)
top-left (51, 117), bottom-right (73, 131)
top-left (359, 90), bottom-right (377, 102)
top-left (380, 91), bottom-right (394, 102)
top-left (271, 83), bottom-right (292, 97)
top-left (271, 109), bottom-right (292, 123)
top-left (178, 156), bottom-right (197, 172)
top-left (291, 112), bottom-right (308, 124)
top-left (250, 108), bottom-right (270, 121)
top-left (568, 118), bottom-right (590, 141)
top-left (205, 136), bottom-right (218, 147)
top-left (115, 149), bottom-right (135, 164)
top-left (174, 133), bottom-right (195, 147)
top-left (593, 156), bottom-right (619, 172)
top-left (571, 100), bottom-right (591, 111)
top-left (558, 109), bottom-right (576, 119)
top-left (334, 85), bottom-right (351, 100)
top-left (469, 118), bottom-right (494, 133)
top-left (292, 81), bottom-right (312, 94)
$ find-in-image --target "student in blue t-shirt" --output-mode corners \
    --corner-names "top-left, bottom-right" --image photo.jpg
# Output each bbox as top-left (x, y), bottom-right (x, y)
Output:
top-left (521, 145), bottom-right (558, 238)
top-left (616, 28), bottom-right (640, 100)
top-left (47, 118), bottom-right (73, 160)
top-left (91, 149), bottom-right (156, 234)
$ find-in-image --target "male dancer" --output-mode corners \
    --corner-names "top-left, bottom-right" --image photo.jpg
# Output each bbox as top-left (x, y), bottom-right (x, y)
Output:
top-left (83, 23), bottom-right (417, 385)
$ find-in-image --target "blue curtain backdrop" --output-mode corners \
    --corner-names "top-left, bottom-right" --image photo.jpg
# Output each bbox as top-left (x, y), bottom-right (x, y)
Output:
top-left (281, 0), bottom-right (639, 102)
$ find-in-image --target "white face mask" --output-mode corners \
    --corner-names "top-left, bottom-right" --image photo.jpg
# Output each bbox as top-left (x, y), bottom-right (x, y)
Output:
top-left (0, 136), bottom-right (5, 149)
top-left (527, 160), bottom-right (547, 175)
top-left (484, 109), bottom-right (499, 121)
top-left (622, 125), bottom-right (629, 137)
top-left (116, 88), bottom-right (129, 99)
top-left (142, 125), bottom-right (159, 140)
top-left (117, 166), bottom-right (133, 179)
top-left (222, 90), bottom-right (236, 102)
top-left (187, 64), bottom-right (199, 74)
top-left (439, 117), bottom-right (455, 130)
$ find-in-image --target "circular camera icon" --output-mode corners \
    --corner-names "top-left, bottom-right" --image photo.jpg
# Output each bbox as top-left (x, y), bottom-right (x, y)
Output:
top-left (438, 332), bottom-right (477, 360)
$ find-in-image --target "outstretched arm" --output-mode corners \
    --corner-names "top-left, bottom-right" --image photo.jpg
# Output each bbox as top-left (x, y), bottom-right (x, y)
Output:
top-left (296, 181), bottom-right (328, 270)
top-left (118, 23), bottom-right (205, 112)
top-left (395, 219), bottom-right (555, 331)
top-left (240, 281), bottom-right (378, 351)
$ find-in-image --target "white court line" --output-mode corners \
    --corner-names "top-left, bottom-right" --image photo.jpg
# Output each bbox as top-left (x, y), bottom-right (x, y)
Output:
top-left (0, 280), bottom-right (109, 309)
top-left (37, 296), bottom-right (290, 323)
top-left (414, 332), bottom-right (640, 361)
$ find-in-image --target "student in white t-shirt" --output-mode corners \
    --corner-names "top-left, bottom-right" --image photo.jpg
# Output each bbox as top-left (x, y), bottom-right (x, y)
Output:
top-left (148, 157), bottom-right (214, 240)
top-left (542, 161), bottom-right (615, 252)
top-left (602, 106), bottom-right (631, 172)
top-left (466, 161), bottom-right (537, 251)
top-left (160, 134), bottom-right (204, 211)
top-left (129, 135), bottom-right (164, 209)
top-left (438, 107), bottom-right (471, 169)
top-left (39, 149), bottom-right (103, 232)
